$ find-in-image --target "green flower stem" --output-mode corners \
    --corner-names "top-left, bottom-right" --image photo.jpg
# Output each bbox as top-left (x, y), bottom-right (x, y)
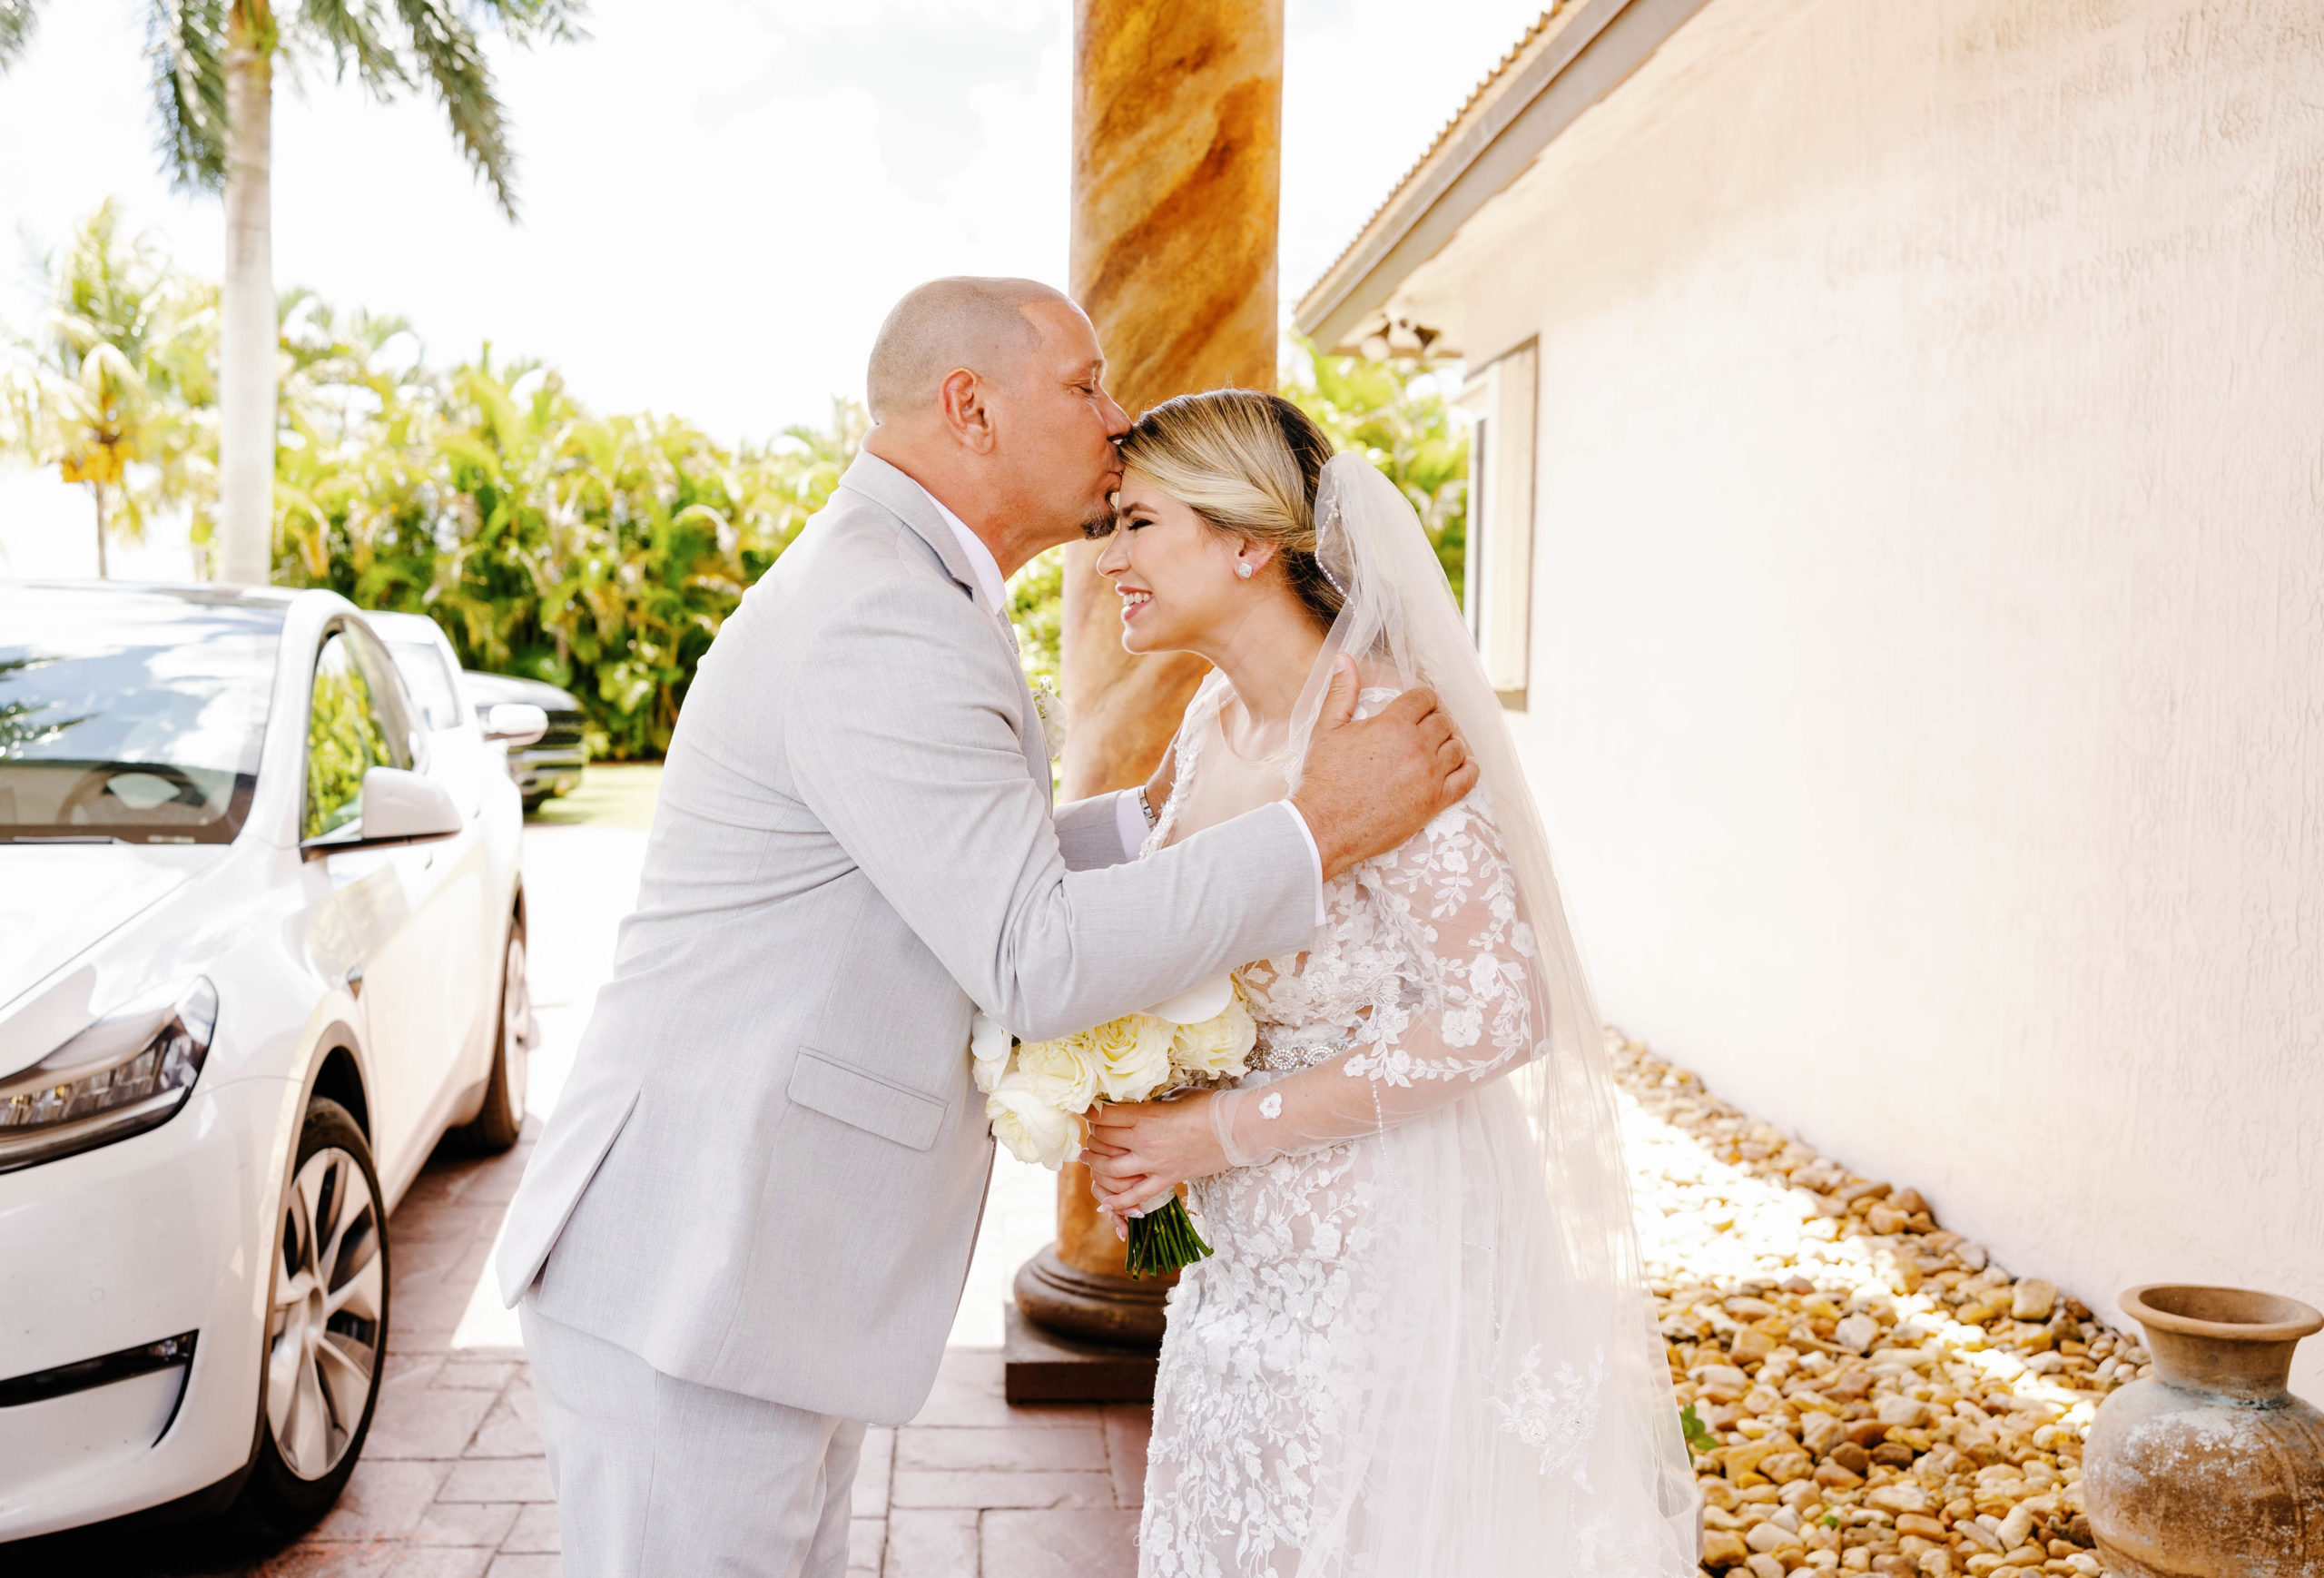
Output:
top-left (1126, 1197), bottom-right (1214, 1279)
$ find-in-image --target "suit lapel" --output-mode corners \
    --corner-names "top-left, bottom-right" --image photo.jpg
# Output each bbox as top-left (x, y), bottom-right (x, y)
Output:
top-left (838, 451), bottom-right (987, 611)
top-left (835, 452), bottom-right (1049, 798)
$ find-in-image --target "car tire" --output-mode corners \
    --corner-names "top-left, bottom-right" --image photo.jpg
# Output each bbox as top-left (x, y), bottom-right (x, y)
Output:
top-left (455, 910), bottom-right (532, 1154)
top-left (235, 1098), bottom-right (389, 1536)
top-left (521, 792), bottom-right (547, 815)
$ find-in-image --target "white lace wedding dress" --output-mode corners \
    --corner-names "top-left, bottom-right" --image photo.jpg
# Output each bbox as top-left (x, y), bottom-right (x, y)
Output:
top-left (1135, 673), bottom-right (1697, 1578)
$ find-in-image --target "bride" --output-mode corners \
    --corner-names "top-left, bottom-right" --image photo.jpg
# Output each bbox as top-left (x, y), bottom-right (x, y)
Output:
top-left (1079, 390), bottom-right (1699, 1577)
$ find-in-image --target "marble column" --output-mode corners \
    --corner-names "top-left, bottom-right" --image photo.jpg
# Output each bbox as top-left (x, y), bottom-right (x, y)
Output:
top-left (1013, 0), bottom-right (1283, 1366)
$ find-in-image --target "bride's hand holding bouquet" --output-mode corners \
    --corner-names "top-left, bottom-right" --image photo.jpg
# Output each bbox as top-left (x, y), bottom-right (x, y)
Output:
top-left (973, 977), bottom-right (1255, 1276)
top-left (1080, 1090), bottom-right (1232, 1238)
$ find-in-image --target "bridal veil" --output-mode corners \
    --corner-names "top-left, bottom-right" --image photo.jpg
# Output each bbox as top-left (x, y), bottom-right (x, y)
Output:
top-left (1247, 452), bottom-right (1700, 1573)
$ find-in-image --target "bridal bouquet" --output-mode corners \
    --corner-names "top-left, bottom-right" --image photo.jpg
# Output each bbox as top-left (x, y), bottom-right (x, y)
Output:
top-left (973, 978), bottom-right (1256, 1277)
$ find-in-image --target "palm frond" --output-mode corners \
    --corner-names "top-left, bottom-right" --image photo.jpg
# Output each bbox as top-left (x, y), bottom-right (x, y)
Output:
top-left (0, 0), bottom-right (39, 70)
top-left (476, 0), bottom-right (586, 47)
top-left (146, 0), bottom-right (230, 192)
top-left (390, 0), bottom-right (517, 218)
top-left (296, 0), bottom-right (408, 93)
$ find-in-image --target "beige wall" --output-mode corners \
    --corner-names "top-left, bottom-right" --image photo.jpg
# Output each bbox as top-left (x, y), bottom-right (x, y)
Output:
top-left (1414, 0), bottom-right (2324, 1393)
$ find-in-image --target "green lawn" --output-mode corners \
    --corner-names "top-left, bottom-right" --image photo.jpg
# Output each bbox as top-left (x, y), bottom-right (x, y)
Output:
top-left (529, 762), bottom-right (664, 831)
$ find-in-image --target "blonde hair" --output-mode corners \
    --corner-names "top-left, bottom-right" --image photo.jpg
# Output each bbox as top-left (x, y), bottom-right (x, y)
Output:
top-left (1111, 390), bottom-right (1344, 628)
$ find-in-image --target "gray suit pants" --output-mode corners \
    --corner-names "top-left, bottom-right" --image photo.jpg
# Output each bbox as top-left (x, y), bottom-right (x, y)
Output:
top-left (521, 1299), bottom-right (865, 1577)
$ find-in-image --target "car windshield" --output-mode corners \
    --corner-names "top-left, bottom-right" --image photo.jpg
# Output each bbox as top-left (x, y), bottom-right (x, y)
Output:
top-left (0, 589), bottom-right (283, 844)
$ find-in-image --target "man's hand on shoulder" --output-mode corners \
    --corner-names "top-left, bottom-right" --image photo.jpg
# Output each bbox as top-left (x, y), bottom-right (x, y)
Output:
top-left (1290, 656), bottom-right (1478, 880)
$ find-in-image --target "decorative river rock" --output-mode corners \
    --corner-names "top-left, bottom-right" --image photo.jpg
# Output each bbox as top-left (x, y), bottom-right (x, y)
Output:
top-left (2084, 1283), bottom-right (2324, 1577)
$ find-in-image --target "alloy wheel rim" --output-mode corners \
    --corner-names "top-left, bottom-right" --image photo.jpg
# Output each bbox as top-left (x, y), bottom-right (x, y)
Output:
top-left (266, 1145), bottom-right (384, 1479)
top-left (503, 932), bottom-right (532, 1117)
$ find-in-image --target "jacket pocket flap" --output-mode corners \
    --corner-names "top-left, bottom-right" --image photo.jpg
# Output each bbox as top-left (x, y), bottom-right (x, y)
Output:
top-left (788, 1050), bottom-right (948, 1151)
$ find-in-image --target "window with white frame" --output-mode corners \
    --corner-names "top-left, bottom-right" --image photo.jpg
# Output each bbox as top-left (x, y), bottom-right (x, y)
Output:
top-left (1454, 341), bottom-right (1537, 706)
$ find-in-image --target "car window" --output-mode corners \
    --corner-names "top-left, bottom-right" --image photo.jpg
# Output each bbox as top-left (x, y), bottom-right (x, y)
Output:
top-left (0, 590), bottom-right (280, 844)
top-left (342, 623), bottom-right (421, 768)
top-left (386, 639), bottom-right (464, 732)
top-left (303, 629), bottom-right (413, 842)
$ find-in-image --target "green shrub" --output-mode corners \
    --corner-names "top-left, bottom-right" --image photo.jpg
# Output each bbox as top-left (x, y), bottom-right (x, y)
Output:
top-left (271, 299), bottom-right (861, 758)
top-left (1283, 337), bottom-right (1468, 602)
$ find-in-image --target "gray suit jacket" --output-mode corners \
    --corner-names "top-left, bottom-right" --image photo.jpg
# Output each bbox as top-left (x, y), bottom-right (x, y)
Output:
top-left (494, 451), bottom-right (1319, 1423)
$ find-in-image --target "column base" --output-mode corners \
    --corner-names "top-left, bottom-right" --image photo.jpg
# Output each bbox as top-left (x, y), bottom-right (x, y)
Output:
top-left (1012, 1242), bottom-right (1170, 1345)
top-left (1005, 1243), bottom-right (1168, 1404)
top-left (1002, 1302), bottom-right (1158, 1405)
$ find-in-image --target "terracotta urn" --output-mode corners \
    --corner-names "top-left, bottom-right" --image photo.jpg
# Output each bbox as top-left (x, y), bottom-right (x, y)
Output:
top-left (2083, 1283), bottom-right (2324, 1578)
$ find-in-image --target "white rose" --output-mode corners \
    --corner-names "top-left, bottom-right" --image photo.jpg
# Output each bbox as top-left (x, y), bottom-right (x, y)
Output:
top-left (1088, 1013), bottom-right (1177, 1102)
top-left (970, 1011), bottom-right (1015, 1095)
top-left (1014, 1034), bottom-right (1102, 1112)
top-left (1169, 996), bottom-right (1256, 1078)
top-left (986, 1073), bottom-right (1080, 1169)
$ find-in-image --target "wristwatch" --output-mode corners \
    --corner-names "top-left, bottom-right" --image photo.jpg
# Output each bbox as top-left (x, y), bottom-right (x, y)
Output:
top-left (1137, 785), bottom-right (1159, 829)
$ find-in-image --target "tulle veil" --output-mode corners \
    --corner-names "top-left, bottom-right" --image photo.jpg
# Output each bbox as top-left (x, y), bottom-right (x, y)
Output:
top-left (1274, 452), bottom-right (1699, 1573)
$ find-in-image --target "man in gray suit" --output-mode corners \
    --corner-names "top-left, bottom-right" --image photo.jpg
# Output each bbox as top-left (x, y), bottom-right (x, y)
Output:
top-left (494, 277), bottom-right (1475, 1576)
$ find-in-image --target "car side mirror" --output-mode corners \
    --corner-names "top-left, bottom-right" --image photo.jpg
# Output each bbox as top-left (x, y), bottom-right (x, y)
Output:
top-left (302, 766), bottom-right (463, 857)
top-left (483, 703), bottom-right (548, 749)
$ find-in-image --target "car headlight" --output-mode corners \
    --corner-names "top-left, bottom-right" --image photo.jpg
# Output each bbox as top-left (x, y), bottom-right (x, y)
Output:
top-left (0, 978), bottom-right (217, 1173)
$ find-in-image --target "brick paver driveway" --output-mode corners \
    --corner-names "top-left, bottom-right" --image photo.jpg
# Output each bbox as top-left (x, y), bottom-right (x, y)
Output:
top-left (13, 767), bottom-right (1136, 1577)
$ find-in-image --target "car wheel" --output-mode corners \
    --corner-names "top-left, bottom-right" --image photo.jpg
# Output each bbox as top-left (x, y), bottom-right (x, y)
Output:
top-left (520, 792), bottom-right (547, 815)
top-left (237, 1098), bottom-right (389, 1534)
top-left (455, 912), bottom-right (532, 1153)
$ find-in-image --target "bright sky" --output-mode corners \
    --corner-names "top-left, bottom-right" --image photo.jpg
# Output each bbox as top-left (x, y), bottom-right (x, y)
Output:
top-left (0, 0), bottom-right (1538, 577)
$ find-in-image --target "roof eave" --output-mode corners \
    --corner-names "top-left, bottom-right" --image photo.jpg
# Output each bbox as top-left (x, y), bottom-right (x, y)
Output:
top-left (1295, 0), bottom-right (1717, 353)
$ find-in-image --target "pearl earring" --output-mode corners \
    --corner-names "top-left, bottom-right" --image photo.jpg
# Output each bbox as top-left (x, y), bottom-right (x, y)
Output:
top-left (1236, 562), bottom-right (1255, 579)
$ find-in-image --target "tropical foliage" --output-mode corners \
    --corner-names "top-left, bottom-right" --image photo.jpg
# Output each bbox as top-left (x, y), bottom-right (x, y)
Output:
top-left (0, 201), bottom-right (218, 575)
top-left (2, 202), bottom-right (1468, 763)
top-left (1283, 336), bottom-right (1469, 600)
top-left (0, 0), bottom-right (585, 581)
top-left (270, 307), bottom-right (864, 759)
top-left (124, 0), bottom-right (582, 217)
top-left (1007, 546), bottom-right (1067, 693)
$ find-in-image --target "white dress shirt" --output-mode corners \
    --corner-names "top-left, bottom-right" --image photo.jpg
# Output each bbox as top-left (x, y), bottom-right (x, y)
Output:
top-left (905, 474), bottom-right (1327, 927)
top-left (914, 479), bottom-right (1009, 616)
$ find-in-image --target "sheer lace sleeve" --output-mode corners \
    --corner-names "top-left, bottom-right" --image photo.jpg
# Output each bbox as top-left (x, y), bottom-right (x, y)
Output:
top-left (1208, 787), bottom-right (1543, 1168)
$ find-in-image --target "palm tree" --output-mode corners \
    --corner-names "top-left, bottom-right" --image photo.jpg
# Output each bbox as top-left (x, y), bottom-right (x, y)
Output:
top-left (0, 0), bottom-right (582, 586)
top-left (3, 201), bottom-right (215, 576)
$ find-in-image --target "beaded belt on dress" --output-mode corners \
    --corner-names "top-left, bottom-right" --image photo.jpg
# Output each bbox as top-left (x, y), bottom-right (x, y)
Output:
top-left (1248, 1025), bottom-right (1356, 1073)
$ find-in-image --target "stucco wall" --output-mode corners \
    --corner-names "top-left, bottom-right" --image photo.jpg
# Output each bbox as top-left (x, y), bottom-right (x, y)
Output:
top-left (1423, 0), bottom-right (2324, 1393)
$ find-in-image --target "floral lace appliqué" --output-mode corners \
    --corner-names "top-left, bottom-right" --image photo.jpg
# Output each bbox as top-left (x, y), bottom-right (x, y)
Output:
top-left (1138, 671), bottom-right (1691, 1578)
top-left (1490, 1344), bottom-right (1607, 1484)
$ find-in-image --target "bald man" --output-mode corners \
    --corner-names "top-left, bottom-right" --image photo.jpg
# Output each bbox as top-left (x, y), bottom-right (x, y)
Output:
top-left (495, 279), bottom-right (1475, 1577)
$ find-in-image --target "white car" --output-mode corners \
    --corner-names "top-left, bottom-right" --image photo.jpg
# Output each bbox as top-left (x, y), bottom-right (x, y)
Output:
top-left (0, 583), bottom-right (540, 1540)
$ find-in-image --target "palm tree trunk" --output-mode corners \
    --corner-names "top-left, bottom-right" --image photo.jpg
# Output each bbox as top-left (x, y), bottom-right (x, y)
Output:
top-left (216, 3), bottom-right (275, 586)
top-left (91, 483), bottom-right (109, 579)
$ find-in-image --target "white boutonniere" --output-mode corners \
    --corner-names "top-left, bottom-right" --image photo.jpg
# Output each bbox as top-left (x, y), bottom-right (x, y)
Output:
top-left (1029, 679), bottom-right (1067, 762)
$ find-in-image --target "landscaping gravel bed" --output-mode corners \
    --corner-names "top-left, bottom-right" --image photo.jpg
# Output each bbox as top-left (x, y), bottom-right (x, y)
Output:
top-left (1610, 1037), bottom-right (2146, 1577)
